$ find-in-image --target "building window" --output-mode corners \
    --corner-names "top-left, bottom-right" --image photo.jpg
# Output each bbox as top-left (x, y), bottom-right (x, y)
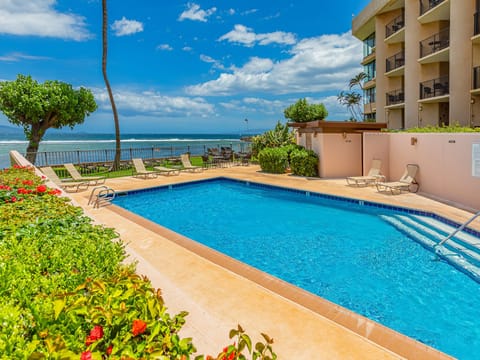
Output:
top-left (364, 60), bottom-right (376, 81)
top-left (363, 33), bottom-right (375, 57)
top-left (364, 87), bottom-right (376, 104)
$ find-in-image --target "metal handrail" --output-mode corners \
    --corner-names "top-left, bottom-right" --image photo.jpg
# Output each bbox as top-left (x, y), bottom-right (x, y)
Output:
top-left (88, 185), bottom-right (116, 208)
top-left (434, 211), bottom-right (480, 249)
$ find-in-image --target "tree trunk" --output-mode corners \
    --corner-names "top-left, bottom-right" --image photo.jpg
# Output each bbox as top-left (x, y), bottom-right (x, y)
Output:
top-left (102, 0), bottom-right (121, 171)
top-left (25, 129), bottom-right (42, 165)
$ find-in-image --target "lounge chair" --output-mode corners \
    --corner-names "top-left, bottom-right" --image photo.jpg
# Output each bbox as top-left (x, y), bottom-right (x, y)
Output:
top-left (64, 163), bottom-right (106, 185)
top-left (346, 159), bottom-right (384, 186)
top-left (132, 158), bottom-right (158, 179)
top-left (180, 154), bottom-right (203, 172)
top-left (153, 165), bottom-right (180, 176)
top-left (40, 166), bottom-right (89, 193)
top-left (376, 164), bottom-right (419, 194)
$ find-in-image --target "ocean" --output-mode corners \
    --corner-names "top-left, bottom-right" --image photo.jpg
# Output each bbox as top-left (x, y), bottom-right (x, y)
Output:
top-left (0, 132), bottom-right (250, 169)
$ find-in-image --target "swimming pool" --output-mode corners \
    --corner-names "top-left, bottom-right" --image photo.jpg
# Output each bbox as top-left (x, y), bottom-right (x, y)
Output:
top-left (113, 178), bottom-right (480, 359)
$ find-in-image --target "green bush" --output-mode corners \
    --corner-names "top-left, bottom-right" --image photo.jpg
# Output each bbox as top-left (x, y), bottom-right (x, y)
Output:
top-left (283, 98), bottom-right (328, 123)
top-left (251, 121), bottom-right (295, 156)
top-left (258, 147), bottom-right (288, 174)
top-left (290, 149), bottom-right (318, 177)
top-left (0, 165), bottom-right (277, 359)
top-left (392, 123), bottom-right (480, 133)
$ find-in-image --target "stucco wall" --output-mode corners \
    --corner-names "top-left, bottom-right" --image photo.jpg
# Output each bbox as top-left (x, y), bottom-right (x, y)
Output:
top-left (364, 132), bottom-right (480, 211)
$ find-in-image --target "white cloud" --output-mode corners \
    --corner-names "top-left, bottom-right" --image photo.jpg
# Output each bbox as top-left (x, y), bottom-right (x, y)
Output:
top-left (0, 0), bottom-right (90, 40)
top-left (199, 54), bottom-right (225, 70)
top-left (219, 24), bottom-right (296, 47)
top-left (93, 88), bottom-right (214, 118)
top-left (182, 46), bottom-right (193, 52)
top-left (186, 32), bottom-right (363, 96)
top-left (111, 17), bottom-right (144, 36)
top-left (0, 52), bottom-right (50, 62)
top-left (228, 8), bottom-right (235, 15)
top-left (178, 3), bottom-right (216, 22)
top-left (157, 44), bottom-right (173, 51)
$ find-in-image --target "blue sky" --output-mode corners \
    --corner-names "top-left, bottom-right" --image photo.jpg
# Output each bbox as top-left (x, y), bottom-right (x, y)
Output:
top-left (0, 0), bottom-right (370, 134)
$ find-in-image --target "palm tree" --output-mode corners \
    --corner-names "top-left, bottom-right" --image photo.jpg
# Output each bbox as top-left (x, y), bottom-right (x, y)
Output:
top-left (349, 72), bottom-right (372, 120)
top-left (102, 0), bottom-right (121, 170)
top-left (337, 91), bottom-right (362, 121)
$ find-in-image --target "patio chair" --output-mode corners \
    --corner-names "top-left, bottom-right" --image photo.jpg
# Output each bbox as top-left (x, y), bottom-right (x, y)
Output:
top-left (64, 163), bottom-right (106, 185)
top-left (346, 159), bottom-right (384, 186)
top-left (180, 154), bottom-right (203, 172)
top-left (132, 158), bottom-right (158, 179)
top-left (153, 165), bottom-right (180, 176)
top-left (376, 164), bottom-right (419, 194)
top-left (40, 166), bottom-right (89, 193)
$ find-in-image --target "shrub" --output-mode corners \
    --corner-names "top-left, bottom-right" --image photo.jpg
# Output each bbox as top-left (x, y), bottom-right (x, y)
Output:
top-left (251, 122), bottom-right (295, 156)
top-left (390, 123), bottom-right (480, 133)
top-left (258, 147), bottom-right (288, 174)
top-left (290, 148), bottom-right (318, 177)
top-left (283, 98), bottom-right (328, 123)
top-left (0, 166), bottom-right (277, 359)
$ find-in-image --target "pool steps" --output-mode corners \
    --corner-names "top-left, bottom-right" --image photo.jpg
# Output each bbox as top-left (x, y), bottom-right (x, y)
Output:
top-left (380, 214), bottom-right (480, 282)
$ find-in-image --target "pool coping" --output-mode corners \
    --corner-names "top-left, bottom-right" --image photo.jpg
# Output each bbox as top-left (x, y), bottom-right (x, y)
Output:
top-left (109, 176), bottom-right (456, 360)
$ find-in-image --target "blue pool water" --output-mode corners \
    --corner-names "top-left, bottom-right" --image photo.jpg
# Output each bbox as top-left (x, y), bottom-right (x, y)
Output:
top-left (113, 178), bottom-right (480, 359)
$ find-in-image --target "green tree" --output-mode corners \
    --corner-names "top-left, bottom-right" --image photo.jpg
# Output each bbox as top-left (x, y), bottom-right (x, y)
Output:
top-left (283, 98), bottom-right (328, 123)
top-left (102, 0), bottom-right (121, 170)
top-left (0, 74), bottom-right (97, 164)
top-left (348, 71), bottom-right (372, 120)
top-left (251, 121), bottom-right (295, 156)
top-left (337, 90), bottom-right (362, 121)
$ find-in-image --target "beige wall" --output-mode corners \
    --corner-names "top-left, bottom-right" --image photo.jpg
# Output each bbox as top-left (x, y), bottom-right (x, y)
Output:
top-left (363, 132), bottom-right (480, 211)
top-left (310, 133), bottom-right (362, 178)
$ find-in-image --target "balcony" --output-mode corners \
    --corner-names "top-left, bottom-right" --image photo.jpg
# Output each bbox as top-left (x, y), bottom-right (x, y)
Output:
top-left (475, 12), bottom-right (479, 36)
top-left (419, 28), bottom-right (449, 59)
top-left (386, 89), bottom-right (405, 107)
top-left (385, 51), bottom-right (405, 76)
top-left (418, 0), bottom-right (450, 24)
top-left (385, 14), bottom-right (405, 39)
top-left (419, 75), bottom-right (449, 100)
top-left (473, 66), bottom-right (480, 94)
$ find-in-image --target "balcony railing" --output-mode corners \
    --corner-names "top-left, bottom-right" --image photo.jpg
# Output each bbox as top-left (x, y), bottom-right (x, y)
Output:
top-left (419, 27), bottom-right (449, 58)
top-left (419, 0), bottom-right (446, 16)
top-left (475, 12), bottom-right (479, 36)
top-left (420, 75), bottom-right (449, 99)
top-left (386, 50), bottom-right (405, 72)
top-left (474, 66), bottom-right (480, 90)
top-left (385, 13), bottom-right (405, 38)
top-left (386, 89), bottom-right (405, 106)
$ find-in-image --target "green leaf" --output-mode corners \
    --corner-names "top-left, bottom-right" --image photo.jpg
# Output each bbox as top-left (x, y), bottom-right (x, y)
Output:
top-left (53, 299), bottom-right (65, 320)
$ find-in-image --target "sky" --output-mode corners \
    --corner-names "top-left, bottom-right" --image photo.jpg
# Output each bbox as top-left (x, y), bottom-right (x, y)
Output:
top-left (0, 0), bottom-right (371, 134)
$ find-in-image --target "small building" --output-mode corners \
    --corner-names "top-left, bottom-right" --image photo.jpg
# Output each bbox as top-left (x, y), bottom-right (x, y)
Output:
top-left (289, 121), bottom-right (386, 178)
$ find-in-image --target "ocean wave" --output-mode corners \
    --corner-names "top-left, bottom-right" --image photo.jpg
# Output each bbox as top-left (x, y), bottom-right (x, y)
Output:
top-left (0, 138), bottom-right (242, 145)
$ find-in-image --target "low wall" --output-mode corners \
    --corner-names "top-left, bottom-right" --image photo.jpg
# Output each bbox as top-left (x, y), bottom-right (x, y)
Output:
top-left (364, 133), bottom-right (480, 212)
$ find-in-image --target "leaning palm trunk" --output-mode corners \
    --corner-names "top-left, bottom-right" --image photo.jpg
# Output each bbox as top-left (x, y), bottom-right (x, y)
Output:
top-left (102, 0), bottom-right (121, 170)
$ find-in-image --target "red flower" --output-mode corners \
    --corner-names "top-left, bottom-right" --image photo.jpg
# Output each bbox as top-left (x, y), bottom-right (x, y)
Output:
top-left (22, 179), bottom-right (34, 186)
top-left (80, 351), bottom-right (92, 360)
top-left (106, 345), bottom-right (113, 355)
top-left (36, 184), bottom-right (47, 193)
top-left (10, 196), bottom-right (17, 203)
top-left (48, 188), bottom-right (62, 195)
top-left (85, 325), bottom-right (104, 346)
top-left (132, 319), bottom-right (147, 336)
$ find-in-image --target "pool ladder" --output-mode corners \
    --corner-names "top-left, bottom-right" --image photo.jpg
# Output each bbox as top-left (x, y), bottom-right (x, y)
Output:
top-left (434, 211), bottom-right (480, 250)
top-left (88, 185), bottom-right (116, 208)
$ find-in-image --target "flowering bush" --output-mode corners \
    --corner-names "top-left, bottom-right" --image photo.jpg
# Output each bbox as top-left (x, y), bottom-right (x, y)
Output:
top-left (0, 166), bottom-right (277, 359)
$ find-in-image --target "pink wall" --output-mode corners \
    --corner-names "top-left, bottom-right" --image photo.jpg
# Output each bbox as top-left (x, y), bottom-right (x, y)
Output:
top-left (311, 133), bottom-right (362, 178)
top-left (364, 133), bottom-right (480, 211)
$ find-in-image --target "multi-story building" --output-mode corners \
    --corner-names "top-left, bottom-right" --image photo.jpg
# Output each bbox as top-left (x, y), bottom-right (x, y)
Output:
top-left (352, 0), bottom-right (480, 129)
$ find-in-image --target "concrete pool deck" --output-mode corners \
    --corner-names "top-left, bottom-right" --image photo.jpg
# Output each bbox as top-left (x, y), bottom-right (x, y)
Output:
top-left (67, 165), bottom-right (476, 359)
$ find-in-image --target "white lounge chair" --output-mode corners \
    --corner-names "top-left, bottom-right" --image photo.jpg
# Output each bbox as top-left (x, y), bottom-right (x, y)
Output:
top-left (376, 164), bottom-right (419, 194)
top-left (153, 165), bottom-right (180, 176)
top-left (40, 166), bottom-right (89, 193)
top-left (180, 154), bottom-right (203, 172)
top-left (64, 163), bottom-right (106, 185)
top-left (132, 158), bottom-right (158, 179)
top-left (346, 159), bottom-right (384, 186)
